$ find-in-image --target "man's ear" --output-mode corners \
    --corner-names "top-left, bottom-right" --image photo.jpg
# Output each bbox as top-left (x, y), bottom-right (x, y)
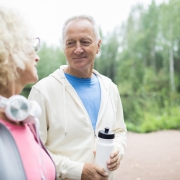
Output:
top-left (96, 39), bottom-right (102, 54)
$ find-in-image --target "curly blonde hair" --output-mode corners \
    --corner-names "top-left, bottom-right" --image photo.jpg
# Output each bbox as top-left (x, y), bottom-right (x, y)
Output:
top-left (0, 7), bottom-right (34, 93)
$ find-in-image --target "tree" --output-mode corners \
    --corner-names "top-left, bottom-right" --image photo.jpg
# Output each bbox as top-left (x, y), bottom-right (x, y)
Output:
top-left (160, 0), bottom-right (180, 92)
top-left (95, 28), bottom-right (120, 83)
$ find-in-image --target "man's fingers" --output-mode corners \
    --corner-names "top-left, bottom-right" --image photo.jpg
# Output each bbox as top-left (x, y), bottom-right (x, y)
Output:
top-left (107, 149), bottom-right (120, 171)
top-left (107, 152), bottom-right (119, 165)
top-left (108, 158), bottom-right (120, 171)
top-left (95, 164), bottom-right (108, 176)
top-left (110, 149), bottom-right (119, 158)
top-left (82, 163), bottom-right (108, 180)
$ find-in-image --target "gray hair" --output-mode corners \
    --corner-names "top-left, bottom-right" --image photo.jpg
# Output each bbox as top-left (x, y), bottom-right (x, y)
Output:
top-left (62, 14), bottom-right (101, 45)
top-left (0, 7), bottom-right (34, 93)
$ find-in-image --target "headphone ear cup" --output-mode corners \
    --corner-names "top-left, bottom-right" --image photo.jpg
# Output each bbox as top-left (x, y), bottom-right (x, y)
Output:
top-left (5, 95), bottom-right (30, 122)
top-left (23, 101), bottom-right (42, 124)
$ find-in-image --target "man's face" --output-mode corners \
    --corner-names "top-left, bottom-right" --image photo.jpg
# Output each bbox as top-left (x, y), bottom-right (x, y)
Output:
top-left (63, 19), bottom-right (101, 74)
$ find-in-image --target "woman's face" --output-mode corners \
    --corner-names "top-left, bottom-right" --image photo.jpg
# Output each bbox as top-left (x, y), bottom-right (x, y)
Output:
top-left (18, 49), bottom-right (40, 87)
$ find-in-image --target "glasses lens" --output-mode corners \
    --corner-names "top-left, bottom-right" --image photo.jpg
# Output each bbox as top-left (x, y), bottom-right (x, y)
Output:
top-left (32, 37), bottom-right (40, 52)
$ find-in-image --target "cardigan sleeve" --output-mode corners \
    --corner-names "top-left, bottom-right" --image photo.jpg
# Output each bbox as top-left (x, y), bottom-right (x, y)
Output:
top-left (111, 85), bottom-right (127, 160)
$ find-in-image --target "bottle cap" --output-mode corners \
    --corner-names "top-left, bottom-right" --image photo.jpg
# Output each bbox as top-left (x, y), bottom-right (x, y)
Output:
top-left (98, 127), bottom-right (115, 139)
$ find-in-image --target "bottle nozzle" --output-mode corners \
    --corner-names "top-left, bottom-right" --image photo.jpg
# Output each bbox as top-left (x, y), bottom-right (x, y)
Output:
top-left (104, 127), bottom-right (109, 133)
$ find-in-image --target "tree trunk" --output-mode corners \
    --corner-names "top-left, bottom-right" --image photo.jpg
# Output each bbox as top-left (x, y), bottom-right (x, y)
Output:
top-left (169, 41), bottom-right (175, 92)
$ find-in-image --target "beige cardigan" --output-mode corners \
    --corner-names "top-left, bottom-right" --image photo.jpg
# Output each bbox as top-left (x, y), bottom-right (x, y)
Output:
top-left (28, 65), bottom-right (127, 180)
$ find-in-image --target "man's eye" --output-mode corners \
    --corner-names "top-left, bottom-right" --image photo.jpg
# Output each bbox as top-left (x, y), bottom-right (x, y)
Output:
top-left (82, 41), bottom-right (90, 45)
top-left (66, 42), bottom-right (75, 47)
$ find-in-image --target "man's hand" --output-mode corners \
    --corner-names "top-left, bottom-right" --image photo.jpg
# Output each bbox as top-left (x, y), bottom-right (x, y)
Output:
top-left (107, 149), bottom-right (120, 171)
top-left (81, 162), bottom-right (108, 180)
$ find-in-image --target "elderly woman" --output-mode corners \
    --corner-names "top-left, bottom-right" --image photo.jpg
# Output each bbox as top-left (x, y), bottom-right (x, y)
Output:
top-left (0, 7), bottom-right (56, 180)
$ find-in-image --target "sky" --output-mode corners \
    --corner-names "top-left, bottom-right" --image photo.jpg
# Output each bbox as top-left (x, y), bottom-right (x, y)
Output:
top-left (0, 0), bottom-right (164, 47)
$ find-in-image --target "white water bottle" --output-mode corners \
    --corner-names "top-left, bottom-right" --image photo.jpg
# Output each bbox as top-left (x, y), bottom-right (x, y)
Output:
top-left (95, 127), bottom-right (115, 173)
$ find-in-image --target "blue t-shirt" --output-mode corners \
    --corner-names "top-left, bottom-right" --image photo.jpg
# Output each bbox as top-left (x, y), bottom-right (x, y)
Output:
top-left (65, 73), bottom-right (101, 130)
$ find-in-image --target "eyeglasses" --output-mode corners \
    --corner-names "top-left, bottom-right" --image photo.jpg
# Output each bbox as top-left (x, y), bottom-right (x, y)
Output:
top-left (32, 37), bottom-right (40, 52)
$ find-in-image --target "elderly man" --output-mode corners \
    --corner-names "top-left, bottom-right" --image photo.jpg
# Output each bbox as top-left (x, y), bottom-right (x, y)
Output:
top-left (28, 15), bottom-right (127, 180)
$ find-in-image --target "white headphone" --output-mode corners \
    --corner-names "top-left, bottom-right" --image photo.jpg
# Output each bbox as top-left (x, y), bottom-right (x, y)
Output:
top-left (0, 95), bottom-right (41, 124)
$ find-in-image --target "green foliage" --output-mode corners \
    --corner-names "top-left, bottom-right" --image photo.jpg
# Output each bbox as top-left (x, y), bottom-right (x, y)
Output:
top-left (123, 94), bottom-right (180, 133)
top-left (140, 105), bottom-right (180, 133)
top-left (36, 43), bottom-right (66, 80)
top-left (116, 0), bottom-right (180, 133)
top-left (95, 28), bottom-right (119, 83)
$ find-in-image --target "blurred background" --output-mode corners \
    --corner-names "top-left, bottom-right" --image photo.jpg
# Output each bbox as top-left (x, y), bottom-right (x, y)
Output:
top-left (1, 0), bottom-right (180, 133)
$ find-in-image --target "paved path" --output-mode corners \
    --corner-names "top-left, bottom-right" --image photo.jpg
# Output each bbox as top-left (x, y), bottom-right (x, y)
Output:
top-left (114, 130), bottom-right (180, 180)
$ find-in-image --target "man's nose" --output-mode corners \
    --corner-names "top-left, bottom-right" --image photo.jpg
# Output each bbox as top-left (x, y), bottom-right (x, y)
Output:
top-left (74, 43), bottom-right (83, 54)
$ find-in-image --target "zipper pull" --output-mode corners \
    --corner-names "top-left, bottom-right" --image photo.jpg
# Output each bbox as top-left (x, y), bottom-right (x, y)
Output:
top-left (94, 131), bottom-right (97, 138)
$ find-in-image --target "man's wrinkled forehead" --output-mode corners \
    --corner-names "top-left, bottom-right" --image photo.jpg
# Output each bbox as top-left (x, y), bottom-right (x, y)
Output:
top-left (62, 17), bottom-right (100, 46)
top-left (64, 19), bottom-right (96, 39)
top-left (65, 19), bottom-right (93, 31)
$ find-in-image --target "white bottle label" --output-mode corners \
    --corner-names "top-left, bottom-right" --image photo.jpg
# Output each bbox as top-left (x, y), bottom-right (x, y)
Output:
top-left (95, 139), bottom-right (114, 173)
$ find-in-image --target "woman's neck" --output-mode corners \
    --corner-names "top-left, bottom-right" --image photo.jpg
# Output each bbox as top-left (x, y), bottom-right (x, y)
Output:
top-left (0, 111), bottom-right (22, 125)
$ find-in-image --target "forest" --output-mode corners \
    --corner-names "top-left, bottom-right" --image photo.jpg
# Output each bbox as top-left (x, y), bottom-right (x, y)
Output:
top-left (22, 0), bottom-right (180, 133)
